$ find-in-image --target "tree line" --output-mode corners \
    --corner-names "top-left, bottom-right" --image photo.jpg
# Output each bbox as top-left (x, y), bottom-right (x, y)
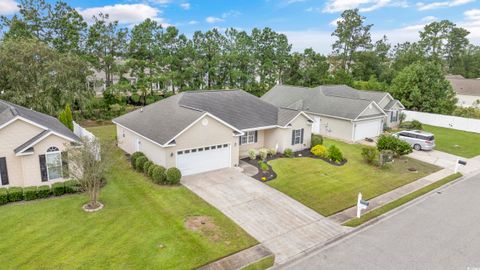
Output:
top-left (1, 0), bottom-right (479, 116)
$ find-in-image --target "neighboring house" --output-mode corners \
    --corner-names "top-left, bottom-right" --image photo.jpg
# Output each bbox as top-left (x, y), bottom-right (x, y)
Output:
top-left (261, 85), bottom-right (404, 142)
top-left (446, 75), bottom-right (480, 108)
top-left (0, 100), bottom-right (81, 188)
top-left (113, 90), bottom-right (312, 176)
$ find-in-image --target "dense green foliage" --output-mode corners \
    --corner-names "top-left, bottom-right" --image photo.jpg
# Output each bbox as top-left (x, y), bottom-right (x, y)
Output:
top-left (327, 145), bottom-right (344, 163)
top-left (311, 145), bottom-right (327, 158)
top-left (283, 148), bottom-right (293, 158)
top-left (37, 185), bottom-right (52, 198)
top-left (0, 188), bottom-right (7, 205)
top-left (400, 120), bottom-right (423, 130)
top-left (52, 182), bottom-right (65, 196)
top-left (23, 187), bottom-right (38, 201)
top-left (165, 168), bottom-right (182, 185)
top-left (7, 187), bottom-right (23, 202)
top-left (130, 152), bottom-right (145, 169)
top-left (258, 161), bottom-right (269, 172)
top-left (311, 134), bottom-right (324, 147)
top-left (143, 161), bottom-right (154, 174)
top-left (58, 104), bottom-right (74, 131)
top-left (135, 156), bottom-right (148, 172)
top-left (152, 165), bottom-right (167, 184)
top-left (361, 146), bottom-right (378, 164)
top-left (377, 135), bottom-right (413, 157)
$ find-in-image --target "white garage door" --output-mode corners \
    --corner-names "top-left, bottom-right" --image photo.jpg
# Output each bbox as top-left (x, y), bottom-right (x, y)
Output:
top-left (176, 144), bottom-right (231, 176)
top-left (354, 119), bottom-right (382, 142)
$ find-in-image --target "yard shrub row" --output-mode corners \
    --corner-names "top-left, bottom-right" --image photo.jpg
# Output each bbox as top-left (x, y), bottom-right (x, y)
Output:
top-left (377, 135), bottom-right (412, 157)
top-left (130, 152), bottom-right (182, 185)
top-left (0, 180), bottom-right (81, 206)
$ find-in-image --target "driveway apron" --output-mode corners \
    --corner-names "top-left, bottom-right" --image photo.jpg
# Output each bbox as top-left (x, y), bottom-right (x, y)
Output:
top-left (182, 168), bottom-right (349, 265)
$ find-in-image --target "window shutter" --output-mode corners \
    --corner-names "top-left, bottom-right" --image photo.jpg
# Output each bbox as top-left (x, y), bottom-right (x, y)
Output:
top-left (39, 155), bottom-right (48, 182)
top-left (291, 130), bottom-right (295, 145)
top-left (300, 128), bottom-right (304, 144)
top-left (0, 157), bottom-right (9, 185)
top-left (239, 136), bottom-right (242, 146)
top-left (254, 131), bottom-right (258, 143)
top-left (61, 152), bottom-right (69, 178)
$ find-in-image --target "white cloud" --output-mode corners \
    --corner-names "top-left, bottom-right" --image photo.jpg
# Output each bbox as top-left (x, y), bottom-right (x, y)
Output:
top-left (323, 0), bottom-right (394, 13)
top-left (329, 18), bottom-right (343, 26)
top-left (206, 16), bottom-right (224, 23)
top-left (78, 4), bottom-right (163, 25)
top-left (188, 20), bottom-right (198, 25)
top-left (421, 15), bottom-right (438, 22)
top-left (416, 0), bottom-right (474, 11)
top-left (150, 0), bottom-right (171, 4)
top-left (180, 3), bottom-right (191, 10)
top-left (459, 9), bottom-right (480, 42)
top-left (464, 8), bottom-right (480, 20)
top-left (0, 0), bottom-right (19, 15)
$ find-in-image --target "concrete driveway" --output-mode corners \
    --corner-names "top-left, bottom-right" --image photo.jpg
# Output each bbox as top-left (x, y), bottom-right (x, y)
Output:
top-left (408, 150), bottom-right (480, 174)
top-left (182, 168), bottom-right (348, 265)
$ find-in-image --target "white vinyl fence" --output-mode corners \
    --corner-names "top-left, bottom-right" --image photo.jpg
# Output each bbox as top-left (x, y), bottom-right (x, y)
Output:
top-left (403, 110), bottom-right (480, 134)
top-left (73, 121), bottom-right (100, 159)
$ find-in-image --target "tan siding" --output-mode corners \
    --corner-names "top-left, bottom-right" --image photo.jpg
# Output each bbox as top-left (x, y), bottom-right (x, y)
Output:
top-left (310, 114), bottom-right (353, 142)
top-left (239, 130), bottom-right (265, 158)
top-left (378, 96), bottom-right (392, 108)
top-left (264, 115), bottom-right (312, 153)
top-left (358, 103), bottom-right (384, 118)
top-left (0, 120), bottom-right (71, 187)
top-left (167, 115), bottom-right (238, 168)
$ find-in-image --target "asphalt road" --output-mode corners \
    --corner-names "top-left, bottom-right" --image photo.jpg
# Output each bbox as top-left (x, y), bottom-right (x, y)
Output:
top-left (283, 172), bottom-right (480, 270)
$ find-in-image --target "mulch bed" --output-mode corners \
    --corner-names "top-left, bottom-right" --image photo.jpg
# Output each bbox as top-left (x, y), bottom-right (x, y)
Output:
top-left (241, 148), bottom-right (347, 182)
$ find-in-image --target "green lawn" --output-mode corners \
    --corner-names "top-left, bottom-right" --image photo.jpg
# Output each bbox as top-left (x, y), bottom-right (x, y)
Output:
top-left (423, 124), bottom-right (480, 158)
top-left (267, 139), bottom-right (441, 216)
top-left (344, 173), bottom-right (462, 227)
top-left (0, 125), bottom-right (256, 270)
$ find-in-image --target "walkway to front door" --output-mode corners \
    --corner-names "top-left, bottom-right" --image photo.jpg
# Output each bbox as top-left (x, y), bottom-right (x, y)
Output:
top-left (182, 168), bottom-right (349, 265)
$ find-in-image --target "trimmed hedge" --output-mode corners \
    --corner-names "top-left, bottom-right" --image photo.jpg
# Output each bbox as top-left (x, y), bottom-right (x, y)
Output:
top-left (23, 187), bottom-right (38, 201)
top-left (311, 134), bottom-right (323, 147)
top-left (7, 187), bottom-right (23, 202)
top-left (52, 182), bottom-right (65, 196)
top-left (166, 167), bottom-right (182, 185)
top-left (0, 188), bottom-right (8, 205)
top-left (64, 180), bottom-right (80, 193)
top-left (152, 165), bottom-right (166, 184)
top-left (37, 185), bottom-right (51, 199)
top-left (143, 161), bottom-right (154, 174)
top-left (147, 164), bottom-right (156, 178)
top-left (135, 156), bottom-right (148, 172)
top-left (130, 152), bottom-right (145, 169)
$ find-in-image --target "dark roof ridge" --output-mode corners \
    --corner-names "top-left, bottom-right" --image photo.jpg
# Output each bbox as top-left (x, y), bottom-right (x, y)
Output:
top-left (181, 89), bottom-right (243, 94)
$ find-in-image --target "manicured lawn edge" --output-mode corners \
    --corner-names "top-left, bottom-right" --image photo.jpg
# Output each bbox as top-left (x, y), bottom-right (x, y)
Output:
top-left (343, 172), bottom-right (462, 227)
top-left (240, 255), bottom-right (275, 270)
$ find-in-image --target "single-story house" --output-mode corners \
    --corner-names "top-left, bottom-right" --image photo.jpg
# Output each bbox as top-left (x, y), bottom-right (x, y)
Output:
top-left (261, 85), bottom-right (404, 142)
top-left (0, 100), bottom-right (80, 188)
top-left (113, 90), bottom-right (312, 176)
top-left (446, 75), bottom-right (480, 108)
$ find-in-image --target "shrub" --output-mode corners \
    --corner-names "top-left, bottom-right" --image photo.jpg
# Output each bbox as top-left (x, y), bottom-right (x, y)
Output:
top-left (147, 164), bottom-right (156, 178)
top-left (64, 180), bottom-right (80, 193)
top-left (135, 156), bottom-right (148, 172)
top-left (267, 148), bottom-right (276, 157)
top-left (311, 134), bottom-right (323, 147)
top-left (258, 161), bottom-right (269, 171)
top-left (400, 120), bottom-right (423, 130)
top-left (7, 187), bottom-right (23, 202)
top-left (377, 135), bottom-right (412, 157)
top-left (258, 148), bottom-right (268, 161)
top-left (361, 146), bottom-right (378, 164)
top-left (165, 167), bottom-right (182, 185)
top-left (283, 148), bottom-right (293, 158)
top-left (37, 185), bottom-right (51, 198)
top-left (248, 149), bottom-right (257, 160)
top-left (143, 161), bottom-right (154, 174)
top-left (327, 145), bottom-right (344, 163)
top-left (0, 188), bottom-right (7, 205)
top-left (130, 152), bottom-right (145, 169)
top-left (52, 182), bottom-right (65, 196)
top-left (311, 145), bottom-right (327, 158)
top-left (152, 165), bottom-right (166, 184)
top-left (23, 187), bottom-right (37, 201)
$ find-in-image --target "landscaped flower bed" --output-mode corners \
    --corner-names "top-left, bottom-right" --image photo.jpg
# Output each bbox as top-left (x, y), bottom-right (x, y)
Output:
top-left (242, 148), bottom-right (347, 182)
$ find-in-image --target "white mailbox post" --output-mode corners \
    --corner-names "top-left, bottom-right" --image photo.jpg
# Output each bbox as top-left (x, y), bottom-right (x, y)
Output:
top-left (357, 192), bottom-right (369, 218)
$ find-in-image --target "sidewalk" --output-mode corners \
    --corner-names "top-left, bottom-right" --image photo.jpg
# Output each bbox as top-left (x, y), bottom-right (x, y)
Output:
top-left (198, 244), bottom-right (272, 270)
top-left (328, 168), bottom-right (454, 224)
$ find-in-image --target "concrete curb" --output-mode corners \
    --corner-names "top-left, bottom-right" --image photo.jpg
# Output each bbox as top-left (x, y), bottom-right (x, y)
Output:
top-left (273, 173), bottom-right (471, 269)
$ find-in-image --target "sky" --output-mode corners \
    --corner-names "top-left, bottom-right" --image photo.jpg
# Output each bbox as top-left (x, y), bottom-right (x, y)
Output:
top-left (0, 0), bottom-right (479, 54)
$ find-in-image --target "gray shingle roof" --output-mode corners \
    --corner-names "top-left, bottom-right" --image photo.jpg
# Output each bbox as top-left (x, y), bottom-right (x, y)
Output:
top-left (0, 100), bottom-right (80, 142)
top-left (113, 90), bottom-right (304, 145)
top-left (320, 85), bottom-right (388, 103)
top-left (446, 75), bottom-right (480, 96)
top-left (14, 130), bottom-right (50, 153)
top-left (261, 85), bottom-right (377, 120)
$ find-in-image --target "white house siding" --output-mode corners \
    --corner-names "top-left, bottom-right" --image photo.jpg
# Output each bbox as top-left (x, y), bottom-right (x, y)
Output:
top-left (309, 113), bottom-right (353, 142)
top-left (385, 103), bottom-right (403, 128)
top-left (239, 130), bottom-right (265, 158)
top-left (358, 103), bottom-right (384, 117)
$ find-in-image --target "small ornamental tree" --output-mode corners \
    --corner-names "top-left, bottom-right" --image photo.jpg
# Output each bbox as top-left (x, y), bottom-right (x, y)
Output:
top-left (68, 138), bottom-right (113, 211)
top-left (58, 104), bottom-right (74, 131)
top-left (327, 145), bottom-right (344, 163)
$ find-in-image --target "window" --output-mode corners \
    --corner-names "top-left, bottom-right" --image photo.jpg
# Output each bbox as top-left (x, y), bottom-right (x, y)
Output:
top-left (391, 110), bottom-right (398, 122)
top-left (293, 129), bottom-right (302, 145)
top-left (46, 147), bottom-right (62, 180)
top-left (177, 151), bottom-right (183, 155)
top-left (240, 131), bottom-right (256, 145)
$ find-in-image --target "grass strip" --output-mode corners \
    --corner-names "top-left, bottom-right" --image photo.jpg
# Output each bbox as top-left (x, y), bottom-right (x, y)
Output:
top-left (241, 255), bottom-right (275, 270)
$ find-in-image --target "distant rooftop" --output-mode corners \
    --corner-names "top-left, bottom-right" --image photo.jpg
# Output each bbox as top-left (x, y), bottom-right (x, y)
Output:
top-left (446, 75), bottom-right (480, 96)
